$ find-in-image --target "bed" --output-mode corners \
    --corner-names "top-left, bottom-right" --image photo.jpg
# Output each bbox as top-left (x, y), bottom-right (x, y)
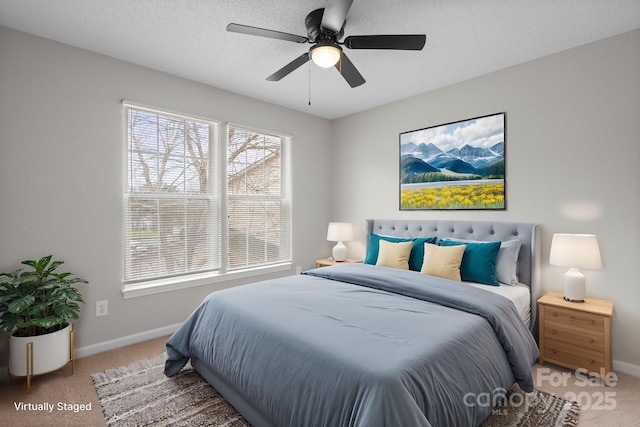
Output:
top-left (165, 219), bottom-right (540, 427)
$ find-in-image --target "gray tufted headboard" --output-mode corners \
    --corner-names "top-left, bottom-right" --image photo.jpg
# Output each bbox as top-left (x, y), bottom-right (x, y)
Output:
top-left (366, 219), bottom-right (540, 337)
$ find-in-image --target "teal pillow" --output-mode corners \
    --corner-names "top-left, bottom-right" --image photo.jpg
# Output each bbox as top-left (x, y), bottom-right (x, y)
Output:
top-left (365, 233), bottom-right (437, 271)
top-left (439, 239), bottom-right (501, 286)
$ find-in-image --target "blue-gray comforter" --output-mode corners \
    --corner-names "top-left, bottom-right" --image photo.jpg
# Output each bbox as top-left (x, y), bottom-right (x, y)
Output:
top-left (165, 263), bottom-right (539, 427)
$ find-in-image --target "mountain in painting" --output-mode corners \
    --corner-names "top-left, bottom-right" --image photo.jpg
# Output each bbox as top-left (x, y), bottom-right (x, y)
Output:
top-left (447, 144), bottom-right (502, 168)
top-left (399, 140), bottom-right (504, 182)
top-left (490, 141), bottom-right (504, 155)
top-left (401, 155), bottom-right (439, 182)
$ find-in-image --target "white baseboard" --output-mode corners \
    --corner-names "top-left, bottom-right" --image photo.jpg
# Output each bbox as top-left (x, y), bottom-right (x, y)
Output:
top-left (613, 359), bottom-right (640, 378)
top-left (74, 323), bottom-right (182, 359)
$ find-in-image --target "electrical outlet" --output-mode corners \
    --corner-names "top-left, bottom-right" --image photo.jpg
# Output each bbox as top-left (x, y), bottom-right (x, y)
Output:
top-left (96, 300), bottom-right (108, 317)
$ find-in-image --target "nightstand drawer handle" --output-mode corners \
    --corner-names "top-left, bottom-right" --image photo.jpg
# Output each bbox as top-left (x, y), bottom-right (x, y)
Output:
top-left (569, 316), bottom-right (575, 321)
top-left (552, 349), bottom-right (557, 354)
top-left (552, 329), bottom-right (558, 334)
top-left (589, 320), bottom-right (595, 325)
top-left (589, 338), bottom-right (594, 343)
top-left (589, 359), bottom-right (595, 364)
top-left (552, 312), bottom-right (558, 317)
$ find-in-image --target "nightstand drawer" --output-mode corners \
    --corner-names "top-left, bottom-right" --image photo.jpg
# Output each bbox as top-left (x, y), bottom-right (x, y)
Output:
top-left (544, 338), bottom-right (604, 371)
top-left (545, 306), bottom-right (604, 331)
top-left (544, 319), bottom-right (603, 352)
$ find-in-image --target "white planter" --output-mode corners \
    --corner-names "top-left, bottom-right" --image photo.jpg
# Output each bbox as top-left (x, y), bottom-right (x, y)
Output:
top-left (8, 323), bottom-right (73, 379)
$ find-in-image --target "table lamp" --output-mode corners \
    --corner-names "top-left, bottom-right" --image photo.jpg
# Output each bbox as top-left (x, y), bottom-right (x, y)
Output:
top-left (326, 222), bottom-right (353, 262)
top-left (549, 233), bottom-right (602, 302)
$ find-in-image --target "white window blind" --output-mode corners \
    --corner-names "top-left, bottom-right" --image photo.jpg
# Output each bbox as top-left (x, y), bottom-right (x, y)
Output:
top-left (124, 104), bottom-right (220, 283)
top-left (227, 126), bottom-right (291, 270)
top-left (123, 104), bottom-right (291, 289)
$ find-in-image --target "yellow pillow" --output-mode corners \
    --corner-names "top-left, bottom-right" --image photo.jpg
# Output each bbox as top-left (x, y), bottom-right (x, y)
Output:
top-left (420, 243), bottom-right (466, 281)
top-left (376, 239), bottom-right (414, 270)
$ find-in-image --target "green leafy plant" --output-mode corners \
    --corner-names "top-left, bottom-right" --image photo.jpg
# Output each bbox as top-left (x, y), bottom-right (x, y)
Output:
top-left (0, 255), bottom-right (89, 337)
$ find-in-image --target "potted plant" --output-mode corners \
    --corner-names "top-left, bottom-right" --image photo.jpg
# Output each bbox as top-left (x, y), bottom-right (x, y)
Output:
top-left (0, 255), bottom-right (89, 392)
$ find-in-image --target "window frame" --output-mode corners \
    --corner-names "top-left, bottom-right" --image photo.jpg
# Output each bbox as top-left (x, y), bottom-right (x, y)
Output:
top-left (122, 103), bottom-right (292, 299)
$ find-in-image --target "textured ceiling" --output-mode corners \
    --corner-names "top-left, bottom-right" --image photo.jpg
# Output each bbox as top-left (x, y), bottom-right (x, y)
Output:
top-left (1, 0), bottom-right (639, 119)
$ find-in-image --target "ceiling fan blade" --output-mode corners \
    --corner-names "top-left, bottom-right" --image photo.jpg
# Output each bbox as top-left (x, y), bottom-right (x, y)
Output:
top-left (344, 34), bottom-right (426, 50)
top-left (335, 52), bottom-right (365, 88)
top-left (227, 23), bottom-right (309, 43)
top-left (266, 53), bottom-right (310, 81)
top-left (321, 0), bottom-right (354, 34)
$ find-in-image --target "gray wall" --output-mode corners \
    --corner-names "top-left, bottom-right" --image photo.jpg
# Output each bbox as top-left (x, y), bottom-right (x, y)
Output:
top-left (0, 26), bottom-right (332, 359)
top-left (330, 29), bottom-right (640, 372)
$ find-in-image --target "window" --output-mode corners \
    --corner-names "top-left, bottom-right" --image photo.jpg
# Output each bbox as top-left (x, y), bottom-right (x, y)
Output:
top-left (227, 126), bottom-right (292, 270)
top-left (123, 103), bottom-right (291, 295)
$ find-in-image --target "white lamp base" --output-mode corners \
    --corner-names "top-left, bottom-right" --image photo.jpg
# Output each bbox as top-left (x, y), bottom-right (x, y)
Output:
top-left (332, 241), bottom-right (347, 262)
top-left (563, 267), bottom-right (586, 302)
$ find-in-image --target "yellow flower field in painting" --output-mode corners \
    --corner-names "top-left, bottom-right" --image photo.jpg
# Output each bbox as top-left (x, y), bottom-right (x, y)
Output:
top-left (401, 183), bottom-right (504, 209)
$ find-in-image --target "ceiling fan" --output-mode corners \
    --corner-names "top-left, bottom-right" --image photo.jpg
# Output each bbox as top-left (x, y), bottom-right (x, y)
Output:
top-left (226, 0), bottom-right (426, 88)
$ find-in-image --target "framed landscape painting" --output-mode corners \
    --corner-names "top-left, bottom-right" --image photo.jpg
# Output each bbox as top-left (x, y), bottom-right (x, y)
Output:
top-left (400, 112), bottom-right (505, 210)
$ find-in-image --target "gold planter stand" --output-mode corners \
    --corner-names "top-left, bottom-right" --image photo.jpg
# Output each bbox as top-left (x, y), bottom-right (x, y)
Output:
top-left (7, 324), bottom-right (74, 393)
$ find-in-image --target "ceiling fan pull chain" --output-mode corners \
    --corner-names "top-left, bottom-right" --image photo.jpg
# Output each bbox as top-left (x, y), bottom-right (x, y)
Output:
top-left (308, 61), bottom-right (312, 106)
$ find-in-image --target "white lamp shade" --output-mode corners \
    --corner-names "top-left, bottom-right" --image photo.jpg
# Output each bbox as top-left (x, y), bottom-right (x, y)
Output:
top-left (327, 222), bottom-right (353, 242)
top-left (549, 233), bottom-right (602, 269)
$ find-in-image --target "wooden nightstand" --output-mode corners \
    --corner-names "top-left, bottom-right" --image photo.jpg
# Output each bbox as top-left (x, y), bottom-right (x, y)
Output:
top-left (538, 291), bottom-right (613, 376)
top-left (315, 259), bottom-right (362, 268)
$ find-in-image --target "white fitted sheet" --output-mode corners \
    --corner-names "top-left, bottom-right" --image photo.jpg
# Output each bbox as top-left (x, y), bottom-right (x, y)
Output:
top-left (465, 282), bottom-right (531, 328)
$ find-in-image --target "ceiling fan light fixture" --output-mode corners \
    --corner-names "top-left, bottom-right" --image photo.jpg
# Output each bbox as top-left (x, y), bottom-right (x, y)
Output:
top-left (310, 44), bottom-right (341, 68)
top-left (227, 1), bottom-right (425, 87)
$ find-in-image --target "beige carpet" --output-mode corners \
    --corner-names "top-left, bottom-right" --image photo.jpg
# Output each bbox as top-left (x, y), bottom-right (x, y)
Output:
top-left (92, 353), bottom-right (578, 427)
